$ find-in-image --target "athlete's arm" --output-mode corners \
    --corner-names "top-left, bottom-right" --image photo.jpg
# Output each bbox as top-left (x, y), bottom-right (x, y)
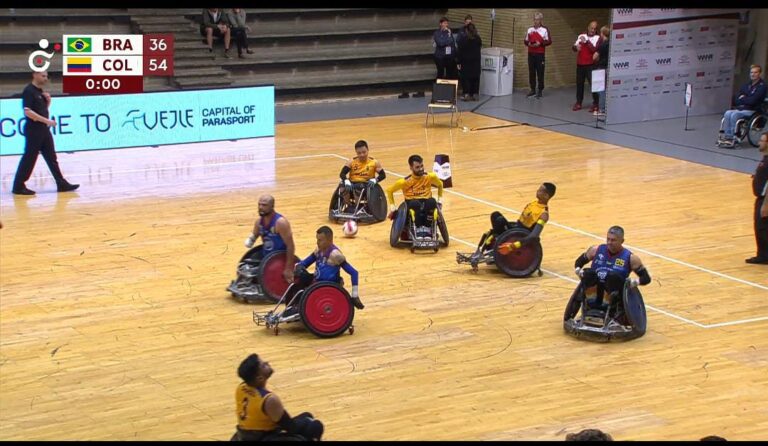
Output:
top-left (275, 217), bottom-right (296, 283)
top-left (386, 178), bottom-right (406, 212)
top-left (629, 253), bottom-right (651, 287)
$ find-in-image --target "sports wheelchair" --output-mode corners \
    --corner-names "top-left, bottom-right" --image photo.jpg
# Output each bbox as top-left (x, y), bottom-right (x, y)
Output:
top-left (254, 266), bottom-right (356, 338)
top-left (227, 246), bottom-right (298, 303)
top-left (717, 98), bottom-right (768, 148)
top-left (389, 201), bottom-right (449, 252)
top-left (456, 227), bottom-right (543, 278)
top-left (329, 181), bottom-right (388, 223)
top-left (563, 278), bottom-right (647, 342)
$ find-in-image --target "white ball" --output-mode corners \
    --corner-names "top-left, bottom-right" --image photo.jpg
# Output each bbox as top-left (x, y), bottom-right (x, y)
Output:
top-left (342, 220), bottom-right (358, 237)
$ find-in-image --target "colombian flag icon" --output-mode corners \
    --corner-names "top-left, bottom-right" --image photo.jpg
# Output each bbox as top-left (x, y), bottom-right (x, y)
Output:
top-left (67, 57), bottom-right (92, 72)
top-left (67, 37), bottom-right (91, 53)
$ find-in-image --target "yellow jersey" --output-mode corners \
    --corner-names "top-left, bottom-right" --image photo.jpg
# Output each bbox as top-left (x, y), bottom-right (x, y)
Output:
top-left (387, 172), bottom-right (443, 202)
top-left (348, 156), bottom-right (378, 182)
top-left (235, 383), bottom-right (278, 431)
top-left (518, 200), bottom-right (548, 230)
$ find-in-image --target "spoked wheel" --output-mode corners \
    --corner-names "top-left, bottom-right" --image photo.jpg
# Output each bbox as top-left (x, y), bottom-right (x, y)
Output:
top-left (299, 282), bottom-right (355, 338)
top-left (328, 187), bottom-right (342, 223)
top-left (748, 113), bottom-right (767, 147)
top-left (492, 228), bottom-right (543, 278)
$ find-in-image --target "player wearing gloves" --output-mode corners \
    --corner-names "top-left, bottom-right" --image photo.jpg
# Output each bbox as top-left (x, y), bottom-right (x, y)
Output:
top-left (385, 154), bottom-right (443, 238)
top-left (573, 225), bottom-right (651, 307)
top-left (286, 226), bottom-right (364, 311)
top-left (338, 140), bottom-right (386, 209)
top-left (243, 194), bottom-right (296, 284)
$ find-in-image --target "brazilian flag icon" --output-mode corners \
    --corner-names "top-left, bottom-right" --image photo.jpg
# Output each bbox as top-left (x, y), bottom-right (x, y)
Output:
top-left (67, 37), bottom-right (91, 53)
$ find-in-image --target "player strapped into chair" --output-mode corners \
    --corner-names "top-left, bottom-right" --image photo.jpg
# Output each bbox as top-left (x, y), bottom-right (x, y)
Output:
top-left (425, 79), bottom-right (459, 128)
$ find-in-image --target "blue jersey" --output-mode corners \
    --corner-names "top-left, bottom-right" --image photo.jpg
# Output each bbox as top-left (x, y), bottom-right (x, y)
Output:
top-left (591, 244), bottom-right (632, 283)
top-left (314, 244), bottom-right (342, 283)
top-left (259, 212), bottom-right (287, 254)
top-left (299, 244), bottom-right (359, 286)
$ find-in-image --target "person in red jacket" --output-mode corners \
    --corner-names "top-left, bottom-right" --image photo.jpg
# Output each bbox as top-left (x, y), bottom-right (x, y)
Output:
top-left (571, 21), bottom-right (602, 112)
top-left (524, 12), bottom-right (552, 99)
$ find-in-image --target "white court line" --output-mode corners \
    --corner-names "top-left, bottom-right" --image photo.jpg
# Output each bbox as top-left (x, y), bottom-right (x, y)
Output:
top-left (9, 150), bottom-right (763, 328)
top-left (448, 234), bottom-right (710, 329)
top-left (444, 188), bottom-right (768, 292)
top-left (0, 153), bottom-right (337, 182)
top-left (363, 155), bottom-right (768, 329)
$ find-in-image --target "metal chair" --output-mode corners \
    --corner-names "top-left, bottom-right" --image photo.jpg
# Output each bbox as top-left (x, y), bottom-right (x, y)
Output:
top-left (425, 79), bottom-right (459, 128)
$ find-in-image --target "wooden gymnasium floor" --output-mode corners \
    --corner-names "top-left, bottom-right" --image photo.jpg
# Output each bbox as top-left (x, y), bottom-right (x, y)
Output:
top-left (0, 112), bottom-right (767, 441)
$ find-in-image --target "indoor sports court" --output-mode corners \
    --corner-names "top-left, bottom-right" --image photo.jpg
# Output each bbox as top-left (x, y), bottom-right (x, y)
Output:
top-left (1, 7), bottom-right (766, 441)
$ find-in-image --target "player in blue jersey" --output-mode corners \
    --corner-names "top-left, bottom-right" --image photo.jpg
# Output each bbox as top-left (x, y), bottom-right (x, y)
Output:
top-left (287, 226), bottom-right (364, 312)
top-left (573, 225), bottom-right (651, 307)
top-left (244, 194), bottom-right (296, 284)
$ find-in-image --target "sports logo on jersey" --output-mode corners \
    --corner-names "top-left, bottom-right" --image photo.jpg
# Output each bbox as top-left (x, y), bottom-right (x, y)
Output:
top-left (615, 258), bottom-right (625, 267)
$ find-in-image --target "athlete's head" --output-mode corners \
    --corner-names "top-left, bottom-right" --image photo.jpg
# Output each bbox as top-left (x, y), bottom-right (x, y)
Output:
top-left (538, 182), bottom-right (556, 202)
top-left (316, 225), bottom-right (334, 251)
top-left (31, 70), bottom-right (49, 86)
top-left (354, 140), bottom-right (369, 160)
top-left (238, 353), bottom-right (273, 387)
top-left (408, 154), bottom-right (425, 176)
top-left (258, 194), bottom-right (275, 217)
top-left (606, 225), bottom-right (625, 253)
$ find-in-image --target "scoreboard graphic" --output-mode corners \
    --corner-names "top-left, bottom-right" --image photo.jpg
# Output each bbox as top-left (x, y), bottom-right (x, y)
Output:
top-left (61, 34), bottom-right (174, 95)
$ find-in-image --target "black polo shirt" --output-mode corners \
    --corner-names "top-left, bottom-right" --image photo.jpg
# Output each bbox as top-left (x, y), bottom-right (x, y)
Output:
top-left (754, 156), bottom-right (768, 199)
top-left (22, 83), bottom-right (49, 133)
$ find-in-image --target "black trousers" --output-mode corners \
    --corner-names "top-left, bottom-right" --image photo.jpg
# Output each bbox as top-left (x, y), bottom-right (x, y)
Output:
top-left (528, 53), bottom-right (545, 92)
top-left (755, 197), bottom-right (768, 259)
top-left (435, 57), bottom-right (457, 80)
top-left (231, 27), bottom-right (249, 54)
top-left (580, 269), bottom-right (625, 306)
top-left (462, 75), bottom-right (480, 96)
top-left (13, 126), bottom-right (66, 189)
top-left (406, 198), bottom-right (437, 227)
top-left (575, 64), bottom-right (599, 106)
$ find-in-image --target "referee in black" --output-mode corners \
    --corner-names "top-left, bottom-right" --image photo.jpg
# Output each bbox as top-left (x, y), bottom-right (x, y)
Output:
top-left (12, 71), bottom-right (78, 195)
top-left (746, 131), bottom-right (768, 264)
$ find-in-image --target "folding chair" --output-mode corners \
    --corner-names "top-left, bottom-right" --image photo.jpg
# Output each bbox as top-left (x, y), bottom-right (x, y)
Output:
top-left (425, 79), bottom-right (459, 128)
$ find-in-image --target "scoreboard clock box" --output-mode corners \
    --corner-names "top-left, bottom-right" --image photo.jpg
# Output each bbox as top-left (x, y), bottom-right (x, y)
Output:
top-left (62, 34), bottom-right (174, 95)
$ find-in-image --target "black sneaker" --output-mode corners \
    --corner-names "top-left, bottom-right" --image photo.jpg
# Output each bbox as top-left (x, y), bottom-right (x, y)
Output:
top-left (745, 256), bottom-right (768, 264)
top-left (526, 90), bottom-right (536, 98)
top-left (57, 182), bottom-right (80, 192)
top-left (351, 297), bottom-right (365, 310)
top-left (12, 186), bottom-right (35, 195)
top-left (535, 91), bottom-right (543, 98)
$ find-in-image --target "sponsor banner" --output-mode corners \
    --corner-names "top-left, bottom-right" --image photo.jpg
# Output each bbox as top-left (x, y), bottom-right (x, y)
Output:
top-left (0, 85), bottom-right (275, 156)
top-left (607, 12), bottom-right (738, 124)
top-left (612, 8), bottom-right (740, 24)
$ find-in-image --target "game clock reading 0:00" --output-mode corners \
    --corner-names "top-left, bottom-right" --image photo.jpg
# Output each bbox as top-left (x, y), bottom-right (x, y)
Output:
top-left (62, 75), bottom-right (143, 95)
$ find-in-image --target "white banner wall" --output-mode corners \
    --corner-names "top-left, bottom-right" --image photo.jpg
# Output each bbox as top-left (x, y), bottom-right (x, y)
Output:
top-left (606, 9), bottom-right (740, 124)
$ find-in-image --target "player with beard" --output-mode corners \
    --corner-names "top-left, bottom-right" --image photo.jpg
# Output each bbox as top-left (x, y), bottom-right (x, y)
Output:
top-left (385, 154), bottom-right (444, 237)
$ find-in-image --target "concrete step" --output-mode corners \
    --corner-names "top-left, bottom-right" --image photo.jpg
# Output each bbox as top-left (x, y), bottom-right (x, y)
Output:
top-left (173, 67), bottom-right (231, 77)
top-left (174, 76), bottom-right (233, 88)
top-left (137, 23), bottom-right (196, 33)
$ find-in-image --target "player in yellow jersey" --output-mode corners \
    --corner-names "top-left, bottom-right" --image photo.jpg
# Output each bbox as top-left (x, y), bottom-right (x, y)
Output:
top-left (338, 140), bottom-right (386, 209)
top-left (231, 353), bottom-right (324, 441)
top-left (458, 182), bottom-right (556, 270)
top-left (386, 154), bottom-right (444, 237)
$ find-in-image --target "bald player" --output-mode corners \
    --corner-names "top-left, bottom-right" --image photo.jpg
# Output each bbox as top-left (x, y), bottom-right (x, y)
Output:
top-left (244, 195), bottom-right (296, 284)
